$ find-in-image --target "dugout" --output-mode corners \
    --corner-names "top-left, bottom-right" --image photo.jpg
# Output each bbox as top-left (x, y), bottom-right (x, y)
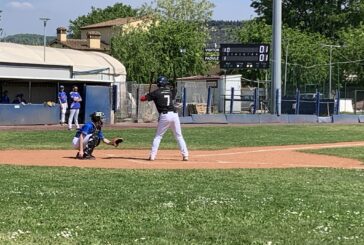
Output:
top-left (0, 43), bottom-right (127, 126)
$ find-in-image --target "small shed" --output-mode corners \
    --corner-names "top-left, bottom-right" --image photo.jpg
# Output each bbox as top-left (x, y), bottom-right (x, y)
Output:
top-left (176, 75), bottom-right (241, 114)
top-left (0, 42), bottom-right (127, 125)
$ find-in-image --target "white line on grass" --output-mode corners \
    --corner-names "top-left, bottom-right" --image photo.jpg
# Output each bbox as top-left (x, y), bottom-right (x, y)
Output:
top-left (194, 142), bottom-right (364, 158)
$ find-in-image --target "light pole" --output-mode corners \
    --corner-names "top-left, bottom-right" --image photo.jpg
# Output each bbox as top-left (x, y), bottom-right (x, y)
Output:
top-left (0, 10), bottom-right (3, 39)
top-left (271, 0), bottom-right (282, 115)
top-left (40, 17), bottom-right (50, 62)
top-left (321, 44), bottom-right (341, 98)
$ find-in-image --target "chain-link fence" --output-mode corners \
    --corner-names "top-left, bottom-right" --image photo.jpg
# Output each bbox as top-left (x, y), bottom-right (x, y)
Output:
top-left (126, 82), bottom-right (159, 122)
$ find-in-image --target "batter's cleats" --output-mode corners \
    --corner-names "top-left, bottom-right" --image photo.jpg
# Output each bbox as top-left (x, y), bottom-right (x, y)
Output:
top-left (183, 156), bottom-right (189, 161)
top-left (148, 156), bottom-right (155, 161)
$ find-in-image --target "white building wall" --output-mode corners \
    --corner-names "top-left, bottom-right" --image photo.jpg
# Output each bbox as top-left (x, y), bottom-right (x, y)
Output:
top-left (81, 27), bottom-right (114, 44)
top-left (218, 75), bottom-right (242, 113)
top-left (0, 65), bottom-right (71, 79)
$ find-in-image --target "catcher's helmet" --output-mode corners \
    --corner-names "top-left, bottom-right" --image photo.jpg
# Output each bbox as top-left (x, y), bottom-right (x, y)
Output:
top-left (156, 76), bottom-right (169, 87)
top-left (90, 111), bottom-right (105, 123)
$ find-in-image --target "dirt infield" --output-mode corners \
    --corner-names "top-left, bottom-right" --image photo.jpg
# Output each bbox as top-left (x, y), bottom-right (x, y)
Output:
top-left (1, 141), bottom-right (364, 169)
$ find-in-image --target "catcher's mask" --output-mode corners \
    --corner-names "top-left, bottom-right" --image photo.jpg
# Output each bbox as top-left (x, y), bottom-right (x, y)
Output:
top-left (156, 76), bottom-right (169, 87)
top-left (90, 111), bottom-right (105, 123)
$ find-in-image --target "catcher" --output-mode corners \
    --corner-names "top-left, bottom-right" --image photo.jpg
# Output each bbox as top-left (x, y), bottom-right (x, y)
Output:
top-left (71, 111), bottom-right (123, 160)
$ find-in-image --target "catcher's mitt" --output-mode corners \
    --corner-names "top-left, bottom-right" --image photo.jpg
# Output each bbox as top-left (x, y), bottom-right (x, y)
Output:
top-left (112, 138), bottom-right (124, 147)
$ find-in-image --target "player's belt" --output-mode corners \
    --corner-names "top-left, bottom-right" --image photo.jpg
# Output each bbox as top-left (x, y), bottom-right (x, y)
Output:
top-left (161, 110), bottom-right (176, 114)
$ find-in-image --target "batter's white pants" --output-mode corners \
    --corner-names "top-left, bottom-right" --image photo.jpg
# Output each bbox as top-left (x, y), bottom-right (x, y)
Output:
top-left (72, 134), bottom-right (92, 149)
top-left (60, 102), bottom-right (68, 123)
top-left (150, 112), bottom-right (188, 159)
top-left (68, 108), bottom-right (80, 129)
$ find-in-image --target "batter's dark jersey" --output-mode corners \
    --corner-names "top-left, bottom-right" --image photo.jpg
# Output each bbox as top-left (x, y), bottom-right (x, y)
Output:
top-left (146, 87), bottom-right (176, 113)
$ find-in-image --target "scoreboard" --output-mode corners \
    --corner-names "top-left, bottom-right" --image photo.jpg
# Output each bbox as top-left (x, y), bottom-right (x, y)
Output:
top-left (219, 43), bottom-right (270, 69)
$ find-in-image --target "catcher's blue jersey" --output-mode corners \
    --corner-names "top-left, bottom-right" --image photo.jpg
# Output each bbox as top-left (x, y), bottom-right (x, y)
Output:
top-left (75, 122), bottom-right (104, 139)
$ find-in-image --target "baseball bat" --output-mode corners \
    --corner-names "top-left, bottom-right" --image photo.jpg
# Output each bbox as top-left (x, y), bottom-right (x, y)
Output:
top-left (148, 71), bottom-right (155, 93)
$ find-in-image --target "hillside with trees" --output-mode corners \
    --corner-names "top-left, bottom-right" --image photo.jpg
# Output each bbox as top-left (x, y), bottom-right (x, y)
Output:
top-left (1, 34), bottom-right (55, 45)
top-left (1, 20), bottom-right (240, 48)
top-left (206, 20), bottom-right (245, 47)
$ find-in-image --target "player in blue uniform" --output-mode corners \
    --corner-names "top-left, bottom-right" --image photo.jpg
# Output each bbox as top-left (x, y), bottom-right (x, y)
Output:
top-left (72, 112), bottom-right (116, 160)
top-left (68, 85), bottom-right (82, 130)
top-left (58, 85), bottom-right (68, 125)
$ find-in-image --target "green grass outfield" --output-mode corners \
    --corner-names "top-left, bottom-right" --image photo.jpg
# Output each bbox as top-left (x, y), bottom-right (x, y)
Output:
top-left (0, 124), bottom-right (364, 244)
top-left (1, 124), bottom-right (364, 150)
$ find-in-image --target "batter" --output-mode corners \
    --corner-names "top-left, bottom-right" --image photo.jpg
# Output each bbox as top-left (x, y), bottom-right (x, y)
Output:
top-left (140, 76), bottom-right (189, 161)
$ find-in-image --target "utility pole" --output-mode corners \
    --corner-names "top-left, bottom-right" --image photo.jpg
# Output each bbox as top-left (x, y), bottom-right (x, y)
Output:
top-left (272, 0), bottom-right (282, 115)
top-left (321, 44), bottom-right (341, 98)
top-left (40, 17), bottom-right (50, 62)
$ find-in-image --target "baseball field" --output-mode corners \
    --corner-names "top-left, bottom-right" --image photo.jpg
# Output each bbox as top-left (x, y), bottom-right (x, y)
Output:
top-left (0, 124), bottom-right (364, 244)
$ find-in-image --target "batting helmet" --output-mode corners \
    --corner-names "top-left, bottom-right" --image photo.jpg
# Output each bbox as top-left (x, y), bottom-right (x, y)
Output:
top-left (90, 111), bottom-right (105, 123)
top-left (156, 76), bottom-right (169, 87)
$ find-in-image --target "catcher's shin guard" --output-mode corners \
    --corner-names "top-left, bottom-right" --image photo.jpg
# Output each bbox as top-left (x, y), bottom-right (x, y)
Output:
top-left (84, 135), bottom-right (100, 157)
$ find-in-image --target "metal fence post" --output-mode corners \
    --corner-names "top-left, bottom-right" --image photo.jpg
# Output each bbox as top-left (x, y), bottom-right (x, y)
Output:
top-left (253, 87), bottom-right (258, 114)
top-left (335, 89), bottom-right (340, 115)
top-left (182, 86), bottom-right (187, 117)
top-left (295, 89), bottom-right (300, 114)
top-left (229, 87), bottom-right (234, 114)
top-left (135, 86), bottom-right (139, 123)
top-left (315, 90), bottom-right (320, 116)
top-left (206, 86), bottom-right (211, 114)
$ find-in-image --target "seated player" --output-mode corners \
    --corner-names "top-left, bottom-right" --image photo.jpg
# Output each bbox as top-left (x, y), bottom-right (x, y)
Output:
top-left (72, 112), bottom-right (118, 160)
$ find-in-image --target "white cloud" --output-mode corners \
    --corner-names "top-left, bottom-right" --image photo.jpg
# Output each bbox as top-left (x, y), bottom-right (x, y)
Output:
top-left (7, 1), bottom-right (34, 10)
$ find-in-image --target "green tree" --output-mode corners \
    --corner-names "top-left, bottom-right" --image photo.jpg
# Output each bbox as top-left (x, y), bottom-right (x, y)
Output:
top-left (150, 19), bottom-right (209, 81)
top-left (111, 0), bottom-right (214, 83)
top-left (111, 25), bottom-right (161, 83)
top-left (140, 0), bottom-right (214, 21)
top-left (337, 25), bottom-right (364, 84)
top-left (235, 20), bottom-right (330, 93)
top-left (69, 3), bottom-right (138, 38)
top-left (251, 0), bottom-right (364, 38)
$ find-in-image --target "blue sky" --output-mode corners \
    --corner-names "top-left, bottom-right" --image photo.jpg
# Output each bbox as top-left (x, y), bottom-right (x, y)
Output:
top-left (0, 0), bottom-right (256, 36)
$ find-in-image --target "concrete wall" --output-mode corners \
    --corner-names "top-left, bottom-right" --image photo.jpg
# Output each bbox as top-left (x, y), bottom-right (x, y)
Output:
top-left (0, 104), bottom-right (60, 125)
top-left (179, 114), bottom-right (364, 125)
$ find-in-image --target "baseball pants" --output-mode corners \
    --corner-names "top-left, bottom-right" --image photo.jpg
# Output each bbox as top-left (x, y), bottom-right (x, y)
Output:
top-left (150, 111), bottom-right (188, 159)
top-left (72, 134), bottom-right (92, 149)
top-left (60, 102), bottom-right (68, 123)
top-left (68, 108), bottom-right (80, 129)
